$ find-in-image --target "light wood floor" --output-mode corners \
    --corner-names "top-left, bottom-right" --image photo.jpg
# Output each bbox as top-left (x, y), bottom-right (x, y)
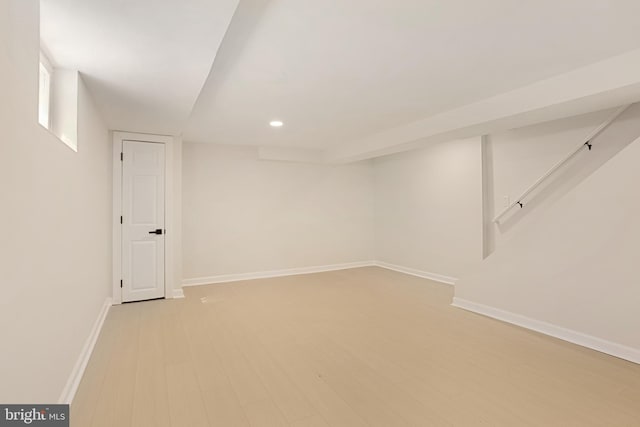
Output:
top-left (72, 267), bottom-right (640, 426)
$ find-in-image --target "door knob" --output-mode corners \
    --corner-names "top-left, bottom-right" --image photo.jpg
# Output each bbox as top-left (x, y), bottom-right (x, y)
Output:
top-left (149, 229), bottom-right (163, 235)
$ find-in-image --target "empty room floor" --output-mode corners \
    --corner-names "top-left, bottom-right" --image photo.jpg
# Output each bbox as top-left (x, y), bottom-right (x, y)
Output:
top-left (71, 267), bottom-right (640, 426)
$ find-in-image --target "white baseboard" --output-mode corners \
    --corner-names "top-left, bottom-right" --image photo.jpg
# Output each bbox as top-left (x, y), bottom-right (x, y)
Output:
top-left (452, 297), bottom-right (640, 365)
top-left (58, 297), bottom-right (112, 404)
top-left (374, 261), bottom-right (457, 285)
top-left (182, 261), bottom-right (376, 287)
top-left (172, 288), bottom-right (185, 299)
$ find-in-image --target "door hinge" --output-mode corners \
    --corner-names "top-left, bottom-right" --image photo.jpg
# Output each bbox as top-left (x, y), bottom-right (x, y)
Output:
top-left (120, 280), bottom-right (123, 288)
top-left (120, 216), bottom-right (123, 224)
top-left (120, 152), bottom-right (123, 161)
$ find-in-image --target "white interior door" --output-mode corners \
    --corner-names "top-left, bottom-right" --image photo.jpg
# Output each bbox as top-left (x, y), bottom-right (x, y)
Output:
top-left (122, 141), bottom-right (165, 302)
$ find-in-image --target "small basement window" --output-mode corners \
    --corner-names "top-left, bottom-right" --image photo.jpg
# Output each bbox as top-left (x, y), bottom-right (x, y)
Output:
top-left (37, 47), bottom-right (79, 152)
top-left (38, 52), bottom-right (52, 129)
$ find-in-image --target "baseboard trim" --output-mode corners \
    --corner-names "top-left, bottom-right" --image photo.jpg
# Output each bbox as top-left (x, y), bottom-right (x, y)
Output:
top-left (374, 261), bottom-right (457, 285)
top-left (452, 297), bottom-right (640, 365)
top-left (182, 261), bottom-right (376, 287)
top-left (58, 297), bottom-right (112, 404)
top-left (172, 288), bottom-right (185, 299)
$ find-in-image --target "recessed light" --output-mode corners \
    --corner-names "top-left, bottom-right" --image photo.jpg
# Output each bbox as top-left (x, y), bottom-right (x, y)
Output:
top-left (269, 120), bottom-right (284, 127)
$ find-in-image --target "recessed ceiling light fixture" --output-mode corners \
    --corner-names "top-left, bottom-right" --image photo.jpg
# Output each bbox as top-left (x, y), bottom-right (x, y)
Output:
top-left (269, 120), bottom-right (284, 127)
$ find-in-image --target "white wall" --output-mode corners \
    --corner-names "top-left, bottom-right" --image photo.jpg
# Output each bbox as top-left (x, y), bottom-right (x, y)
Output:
top-left (487, 104), bottom-right (640, 252)
top-left (373, 137), bottom-right (483, 279)
top-left (0, 0), bottom-right (111, 402)
top-left (456, 136), bottom-right (640, 354)
top-left (369, 107), bottom-right (640, 279)
top-left (182, 143), bottom-right (374, 280)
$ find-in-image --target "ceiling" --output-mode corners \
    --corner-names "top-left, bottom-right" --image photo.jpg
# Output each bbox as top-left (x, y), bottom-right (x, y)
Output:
top-left (40, 0), bottom-right (239, 135)
top-left (41, 0), bottom-right (640, 160)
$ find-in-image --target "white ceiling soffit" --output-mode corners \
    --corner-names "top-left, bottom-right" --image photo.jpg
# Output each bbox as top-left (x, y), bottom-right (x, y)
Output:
top-left (40, 0), bottom-right (240, 135)
top-left (327, 49), bottom-right (640, 162)
top-left (184, 0), bottom-right (640, 161)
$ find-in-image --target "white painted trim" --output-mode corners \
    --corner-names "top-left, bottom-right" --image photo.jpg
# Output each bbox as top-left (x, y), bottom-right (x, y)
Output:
top-left (374, 261), bottom-right (458, 285)
top-left (58, 298), bottom-right (112, 404)
top-left (112, 131), bottom-right (178, 304)
top-left (182, 261), bottom-right (376, 286)
top-left (172, 289), bottom-right (185, 299)
top-left (182, 261), bottom-right (458, 287)
top-left (111, 136), bottom-right (123, 304)
top-left (112, 130), bottom-right (173, 144)
top-left (163, 136), bottom-right (176, 300)
top-left (452, 297), bottom-right (640, 365)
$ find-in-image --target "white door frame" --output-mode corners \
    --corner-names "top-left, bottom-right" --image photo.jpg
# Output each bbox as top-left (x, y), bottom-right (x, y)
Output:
top-left (112, 131), bottom-right (176, 305)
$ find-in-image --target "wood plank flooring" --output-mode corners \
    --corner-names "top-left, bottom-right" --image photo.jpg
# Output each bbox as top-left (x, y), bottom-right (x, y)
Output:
top-left (71, 267), bottom-right (640, 426)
